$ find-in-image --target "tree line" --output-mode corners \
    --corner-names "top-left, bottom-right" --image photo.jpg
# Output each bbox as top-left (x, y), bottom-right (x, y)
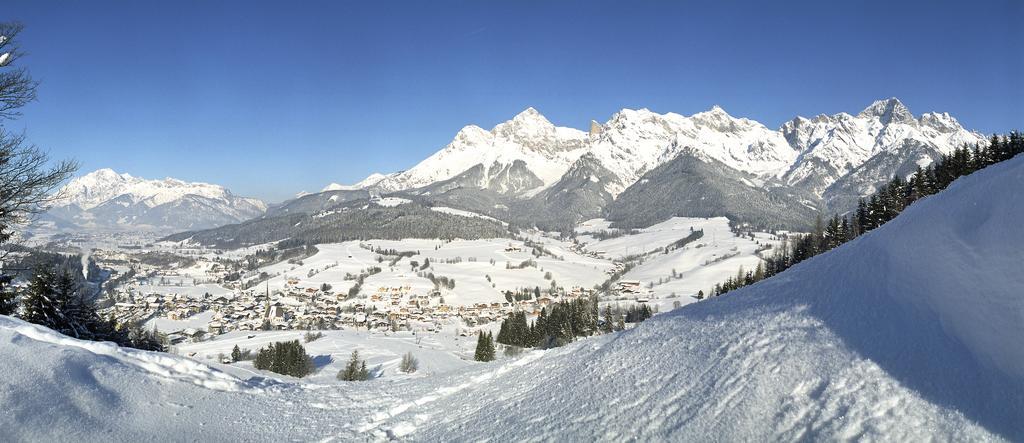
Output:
top-left (490, 297), bottom-right (657, 356)
top-left (712, 132), bottom-right (1023, 297)
top-left (11, 265), bottom-right (165, 351)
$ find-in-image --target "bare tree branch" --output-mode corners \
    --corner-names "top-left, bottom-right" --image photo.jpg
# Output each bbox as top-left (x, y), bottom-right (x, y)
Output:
top-left (0, 22), bottom-right (36, 120)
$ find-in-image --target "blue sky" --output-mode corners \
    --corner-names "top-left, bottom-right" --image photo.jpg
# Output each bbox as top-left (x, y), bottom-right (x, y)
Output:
top-left (3, 0), bottom-right (1022, 202)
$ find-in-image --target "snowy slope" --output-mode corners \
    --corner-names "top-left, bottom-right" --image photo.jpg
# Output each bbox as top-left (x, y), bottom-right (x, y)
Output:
top-left (44, 169), bottom-right (266, 231)
top-left (2, 156), bottom-right (1021, 440)
top-left (385, 152), bottom-right (1024, 440)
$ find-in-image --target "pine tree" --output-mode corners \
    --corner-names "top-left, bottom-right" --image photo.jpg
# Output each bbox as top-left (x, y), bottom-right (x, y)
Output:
top-left (485, 332), bottom-right (496, 361)
top-left (338, 350), bottom-right (367, 381)
top-left (0, 271), bottom-right (16, 316)
top-left (474, 331), bottom-right (495, 362)
top-left (601, 306), bottom-right (614, 333)
top-left (231, 345), bottom-right (242, 362)
top-left (20, 266), bottom-right (62, 332)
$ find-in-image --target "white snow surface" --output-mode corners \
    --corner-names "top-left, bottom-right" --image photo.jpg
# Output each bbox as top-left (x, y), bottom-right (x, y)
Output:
top-left (3, 156), bottom-right (1023, 440)
top-left (428, 206), bottom-right (505, 224)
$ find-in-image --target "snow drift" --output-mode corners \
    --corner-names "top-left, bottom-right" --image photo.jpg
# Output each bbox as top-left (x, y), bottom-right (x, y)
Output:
top-left (2, 156), bottom-right (1023, 441)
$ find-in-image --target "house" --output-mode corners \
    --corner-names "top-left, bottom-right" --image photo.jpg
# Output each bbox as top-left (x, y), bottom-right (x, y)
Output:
top-left (208, 322), bottom-right (225, 335)
top-left (618, 280), bottom-right (642, 294)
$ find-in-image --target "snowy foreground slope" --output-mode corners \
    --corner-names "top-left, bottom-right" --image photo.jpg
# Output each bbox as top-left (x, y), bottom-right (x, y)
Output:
top-left (3, 158), bottom-right (1024, 441)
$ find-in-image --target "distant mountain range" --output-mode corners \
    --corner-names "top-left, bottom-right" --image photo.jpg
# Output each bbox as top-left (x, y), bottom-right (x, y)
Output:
top-left (51, 98), bottom-right (987, 241)
top-left (40, 169), bottom-right (266, 232)
top-left (308, 98), bottom-right (985, 232)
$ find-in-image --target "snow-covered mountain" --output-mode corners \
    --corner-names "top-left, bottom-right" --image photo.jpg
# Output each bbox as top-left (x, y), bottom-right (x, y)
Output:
top-left (43, 169), bottom-right (266, 232)
top-left (361, 99), bottom-right (983, 201)
top-left (587, 106), bottom-right (799, 196)
top-left (345, 98), bottom-right (984, 229)
top-left (3, 153), bottom-right (1021, 440)
top-left (782, 98), bottom-right (985, 198)
top-left (374, 107), bottom-right (589, 195)
top-left (199, 98), bottom-right (984, 235)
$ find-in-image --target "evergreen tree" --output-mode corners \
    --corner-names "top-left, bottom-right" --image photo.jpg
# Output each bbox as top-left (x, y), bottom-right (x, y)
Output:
top-left (338, 350), bottom-right (369, 381)
top-left (20, 267), bottom-right (63, 332)
top-left (474, 331), bottom-right (495, 362)
top-left (253, 340), bottom-right (313, 377)
top-left (231, 345), bottom-right (242, 362)
top-left (601, 306), bottom-right (614, 333)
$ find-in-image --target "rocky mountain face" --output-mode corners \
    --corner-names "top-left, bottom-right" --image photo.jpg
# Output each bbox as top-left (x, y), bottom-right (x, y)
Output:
top-left (43, 169), bottom-right (266, 232)
top-left (782, 98), bottom-right (984, 208)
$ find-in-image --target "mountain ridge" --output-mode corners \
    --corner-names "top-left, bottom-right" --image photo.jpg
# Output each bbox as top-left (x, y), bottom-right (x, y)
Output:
top-left (43, 169), bottom-right (267, 232)
top-left (295, 98), bottom-right (985, 231)
top-left (334, 98), bottom-right (983, 204)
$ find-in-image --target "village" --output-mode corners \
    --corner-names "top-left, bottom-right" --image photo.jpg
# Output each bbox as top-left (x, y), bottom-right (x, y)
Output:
top-left (86, 216), bottom-right (775, 347)
top-left (100, 265), bottom-right (605, 346)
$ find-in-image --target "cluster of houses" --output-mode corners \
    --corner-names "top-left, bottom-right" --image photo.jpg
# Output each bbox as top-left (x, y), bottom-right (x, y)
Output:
top-left (617, 279), bottom-right (652, 303)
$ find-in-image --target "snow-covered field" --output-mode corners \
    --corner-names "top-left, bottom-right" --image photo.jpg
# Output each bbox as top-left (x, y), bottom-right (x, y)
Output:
top-left (176, 326), bottom-right (479, 384)
top-left (3, 150), bottom-right (1022, 441)
top-left (250, 237), bottom-right (617, 308)
top-left (237, 217), bottom-right (774, 313)
top-left (144, 310), bottom-right (215, 332)
top-left (575, 217), bottom-right (784, 312)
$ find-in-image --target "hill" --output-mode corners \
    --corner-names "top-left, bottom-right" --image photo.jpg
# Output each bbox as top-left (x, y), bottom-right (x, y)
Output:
top-left (2, 155), bottom-right (1022, 440)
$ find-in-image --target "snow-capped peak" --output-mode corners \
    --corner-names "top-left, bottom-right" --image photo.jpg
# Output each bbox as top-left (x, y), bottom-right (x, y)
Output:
top-left (493, 107), bottom-right (562, 142)
top-left (858, 97), bottom-right (915, 125)
top-left (375, 108), bottom-right (589, 193)
top-left (512, 106), bottom-right (544, 122)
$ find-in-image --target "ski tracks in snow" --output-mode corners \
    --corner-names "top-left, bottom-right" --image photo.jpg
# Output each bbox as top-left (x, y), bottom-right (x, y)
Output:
top-left (350, 351), bottom-right (546, 439)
